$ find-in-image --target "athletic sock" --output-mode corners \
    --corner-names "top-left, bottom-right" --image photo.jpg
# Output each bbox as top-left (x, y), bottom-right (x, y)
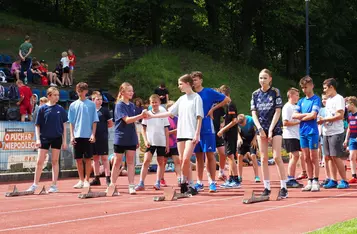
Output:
top-left (156, 180), bottom-right (160, 185)
top-left (309, 178), bottom-right (313, 183)
top-left (313, 177), bottom-right (319, 182)
top-left (189, 180), bottom-right (195, 188)
top-left (139, 180), bottom-right (144, 186)
top-left (353, 174), bottom-right (357, 178)
top-left (263, 180), bottom-right (271, 190)
top-left (280, 180), bottom-right (287, 189)
top-left (197, 180), bottom-right (202, 185)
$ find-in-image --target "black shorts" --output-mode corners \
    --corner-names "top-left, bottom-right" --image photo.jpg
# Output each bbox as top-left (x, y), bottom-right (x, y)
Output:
top-left (40, 136), bottom-right (62, 150)
top-left (63, 67), bottom-right (70, 73)
top-left (146, 146), bottom-right (167, 157)
top-left (283, 138), bottom-right (301, 153)
top-left (177, 138), bottom-right (192, 142)
top-left (114, 144), bottom-right (137, 154)
top-left (258, 127), bottom-right (282, 137)
top-left (166, 147), bottom-right (179, 157)
top-left (225, 139), bottom-right (237, 156)
top-left (215, 135), bottom-right (225, 147)
top-left (238, 145), bottom-right (257, 155)
top-left (74, 138), bottom-right (94, 159)
top-left (93, 139), bottom-right (109, 155)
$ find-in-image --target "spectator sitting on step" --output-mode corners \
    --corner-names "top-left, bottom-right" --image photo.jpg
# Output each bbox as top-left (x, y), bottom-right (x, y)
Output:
top-left (11, 60), bottom-right (21, 81)
top-left (38, 60), bottom-right (56, 86)
top-left (52, 63), bottom-right (64, 87)
top-left (28, 61), bottom-right (42, 85)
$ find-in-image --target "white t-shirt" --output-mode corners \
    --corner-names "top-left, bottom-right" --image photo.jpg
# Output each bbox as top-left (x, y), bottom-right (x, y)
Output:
top-left (282, 102), bottom-right (300, 139)
top-left (142, 108), bottom-right (170, 147)
top-left (61, 57), bottom-right (69, 68)
top-left (169, 93), bottom-right (204, 139)
top-left (323, 94), bottom-right (345, 136)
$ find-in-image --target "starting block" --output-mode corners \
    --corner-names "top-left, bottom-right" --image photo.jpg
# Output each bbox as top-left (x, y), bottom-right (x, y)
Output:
top-left (153, 187), bottom-right (192, 202)
top-left (242, 189), bottom-right (280, 204)
top-left (78, 184), bottom-right (119, 199)
top-left (5, 185), bottom-right (46, 197)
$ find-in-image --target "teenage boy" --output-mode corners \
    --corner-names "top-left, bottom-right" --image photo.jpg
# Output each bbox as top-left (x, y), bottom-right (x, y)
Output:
top-left (69, 82), bottom-right (99, 189)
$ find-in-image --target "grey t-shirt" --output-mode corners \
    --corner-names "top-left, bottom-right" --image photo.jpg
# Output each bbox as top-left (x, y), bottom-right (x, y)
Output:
top-left (169, 93), bottom-right (204, 139)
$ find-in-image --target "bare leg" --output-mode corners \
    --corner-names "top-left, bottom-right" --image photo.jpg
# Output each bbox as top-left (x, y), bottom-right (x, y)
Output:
top-left (51, 149), bottom-right (61, 185)
top-left (33, 149), bottom-right (48, 184)
top-left (75, 159), bottom-right (84, 181)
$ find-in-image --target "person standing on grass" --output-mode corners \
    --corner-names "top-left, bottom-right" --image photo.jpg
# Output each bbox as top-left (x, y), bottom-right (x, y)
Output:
top-left (251, 68), bottom-right (288, 198)
top-left (293, 76), bottom-right (321, 192)
top-left (60, 51), bottom-right (70, 87)
top-left (282, 88), bottom-right (304, 188)
top-left (216, 85), bottom-right (241, 189)
top-left (109, 82), bottom-right (147, 195)
top-left (89, 92), bottom-right (114, 187)
top-left (68, 49), bottom-right (76, 87)
top-left (191, 71), bottom-right (230, 193)
top-left (318, 78), bottom-right (349, 189)
top-left (154, 82), bottom-right (169, 106)
top-left (26, 87), bottom-right (68, 193)
top-left (69, 82), bottom-right (99, 189)
top-left (135, 94), bottom-right (170, 191)
top-left (19, 35), bottom-right (33, 76)
top-left (345, 96), bottom-right (357, 184)
top-left (236, 114), bottom-right (260, 183)
top-left (147, 74), bottom-right (203, 195)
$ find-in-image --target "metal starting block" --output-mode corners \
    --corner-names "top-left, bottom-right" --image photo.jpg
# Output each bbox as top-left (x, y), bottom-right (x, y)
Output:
top-left (242, 189), bottom-right (280, 204)
top-left (5, 185), bottom-right (46, 197)
top-left (153, 187), bottom-right (192, 202)
top-left (78, 184), bottom-right (119, 199)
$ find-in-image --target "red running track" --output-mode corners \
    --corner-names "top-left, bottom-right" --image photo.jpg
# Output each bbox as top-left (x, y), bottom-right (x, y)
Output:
top-left (0, 165), bottom-right (357, 234)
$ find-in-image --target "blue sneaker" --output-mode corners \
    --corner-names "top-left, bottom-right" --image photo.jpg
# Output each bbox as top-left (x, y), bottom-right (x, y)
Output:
top-left (286, 179), bottom-right (303, 188)
top-left (209, 183), bottom-right (217, 193)
top-left (337, 180), bottom-right (350, 189)
top-left (194, 183), bottom-right (204, 191)
top-left (228, 181), bottom-right (241, 189)
top-left (323, 179), bottom-right (338, 189)
top-left (220, 180), bottom-right (232, 188)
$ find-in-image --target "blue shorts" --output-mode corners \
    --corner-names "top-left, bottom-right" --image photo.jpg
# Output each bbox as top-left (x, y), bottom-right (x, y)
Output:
top-left (300, 134), bottom-right (319, 150)
top-left (69, 66), bottom-right (74, 70)
top-left (349, 138), bottom-right (357, 151)
top-left (194, 134), bottom-right (216, 153)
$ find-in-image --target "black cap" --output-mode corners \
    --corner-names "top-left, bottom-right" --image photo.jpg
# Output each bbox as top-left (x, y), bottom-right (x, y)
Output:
top-left (40, 60), bottom-right (45, 63)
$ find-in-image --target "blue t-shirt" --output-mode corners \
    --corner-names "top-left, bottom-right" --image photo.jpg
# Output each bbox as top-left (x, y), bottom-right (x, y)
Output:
top-left (197, 88), bottom-right (225, 134)
top-left (295, 94), bottom-right (321, 136)
top-left (36, 104), bottom-right (68, 138)
top-left (348, 112), bottom-right (357, 138)
top-left (68, 99), bottom-right (99, 138)
top-left (238, 115), bottom-right (256, 140)
top-left (114, 101), bottom-right (138, 146)
top-left (250, 87), bottom-right (283, 131)
top-left (95, 107), bottom-right (112, 140)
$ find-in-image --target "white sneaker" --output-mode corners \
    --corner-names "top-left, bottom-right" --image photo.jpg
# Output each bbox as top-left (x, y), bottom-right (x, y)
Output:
top-left (302, 180), bottom-right (312, 192)
top-left (73, 181), bottom-right (84, 189)
top-left (311, 180), bottom-right (320, 192)
top-left (48, 185), bottom-right (59, 193)
top-left (129, 184), bottom-right (136, 195)
top-left (83, 181), bottom-right (90, 188)
top-left (26, 184), bottom-right (38, 192)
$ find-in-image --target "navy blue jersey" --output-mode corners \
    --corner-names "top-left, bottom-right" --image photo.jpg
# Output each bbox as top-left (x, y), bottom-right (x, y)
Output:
top-left (95, 107), bottom-right (112, 140)
top-left (250, 87), bottom-right (283, 131)
top-left (36, 104), bottom-right (68, 138)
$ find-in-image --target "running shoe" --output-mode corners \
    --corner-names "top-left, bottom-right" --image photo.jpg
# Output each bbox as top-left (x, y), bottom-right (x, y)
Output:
top-left (220, 180), bottom-right (232, 188)
top-left (187, 186), bottom-right (198, 196)
top-left (348, 177), bottom-right (357, 184)
top-left (323, 179), bottom-right (338, 189)
top-left (129, 184), bottom-right (136, 195)
top-left (320, 178), bottom-right (331, 187)
top-left (194, 183), bottom-right (204, 192)
top-left (83, 181), bottom-right (90, 188)
top-left (286, 179), bottom-right (303, 188)
top-left (301, 180), bottom-right (312, 191)
top-left (160, 179), bottom-right (168, 187)
top-left (73, 180), bottom-right (84, 189)
top-left (261, 188), bottom-right (271, 197)
top-left (311, 180), bottom-right (320, 192)
top-left (255, 176), bottom-right (261, 183)
top-left (337, 180), bottom-right (350, 189)
top-left (153, 183), bottom-right (161, 190)
top-left (209, 183), bottom-right (217, 193)
top-left (48, 185), bottom-right (58, 193)
top-left (26, 184), bottom-right (38, 192)
top-left (228, 181), bottom-right (241, 189)
top-left (180, 183), bottom-right (188, 194)
top-left (89, 178), bottom-right (101, 186)
top-left (296, 173), bottom-right (308, 180)
top-left (135, 183), bottom-right (145, 191)
top-left (279, 188), bottom-right (288, 198)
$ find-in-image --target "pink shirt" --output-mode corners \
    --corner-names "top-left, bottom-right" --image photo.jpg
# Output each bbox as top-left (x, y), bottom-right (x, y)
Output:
top-left (11, 62), bottom-right (21, 75)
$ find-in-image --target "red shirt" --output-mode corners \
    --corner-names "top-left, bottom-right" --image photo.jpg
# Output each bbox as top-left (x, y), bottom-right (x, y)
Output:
top-left (68, 54), bottom-right (76, 67)
top-left (38, 65), bottom-right (48, 73)
top-left (19, 85), bottom-right (32, 105)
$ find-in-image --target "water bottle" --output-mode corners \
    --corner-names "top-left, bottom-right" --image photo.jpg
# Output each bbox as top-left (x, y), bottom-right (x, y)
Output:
top-left (24, 77), bottom-right (28, 84)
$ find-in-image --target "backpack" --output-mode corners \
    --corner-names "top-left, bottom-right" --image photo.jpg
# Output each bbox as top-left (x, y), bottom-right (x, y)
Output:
top-left (0, 85), bottom-right (5, 99)
top-left (8, 85), bottom-right (19, 99)
top-left (41, 76), bottom-right (49, 86)
top-left (0, 70), bottom-right (6, 83)
top-left (6, 107), bottom-right (20, 121)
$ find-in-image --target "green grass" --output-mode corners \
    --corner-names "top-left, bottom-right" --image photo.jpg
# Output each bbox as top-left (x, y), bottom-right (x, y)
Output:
top-left (112, 47), bottom-right (295, 113)
top-left (310, 218), bottom-right (357, 234)
top-left (0, 13), bottom-right (119, 82)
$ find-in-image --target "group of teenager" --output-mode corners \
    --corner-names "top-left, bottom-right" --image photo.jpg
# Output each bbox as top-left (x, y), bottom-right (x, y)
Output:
top-left (25, 68), bottom-right (356, 199)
